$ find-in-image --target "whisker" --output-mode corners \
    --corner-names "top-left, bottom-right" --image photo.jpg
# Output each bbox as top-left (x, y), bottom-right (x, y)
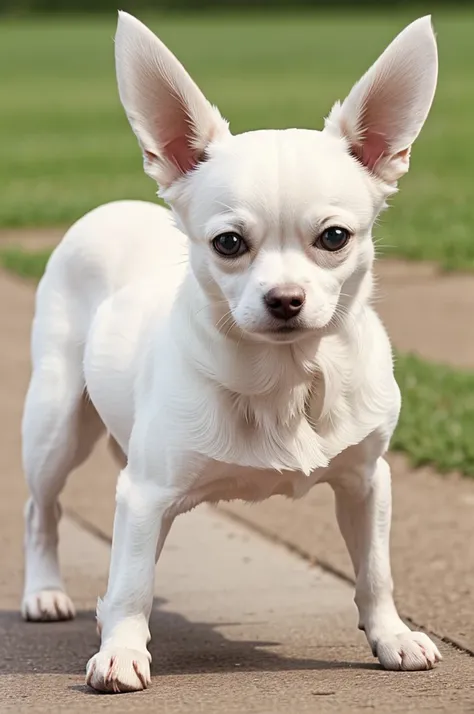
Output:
top-left (193, 299), bottom-right (229, 318)
top-left (224, 316), bottom-right (237, 339)
top-left (215, 310), bottom-right (235, 333)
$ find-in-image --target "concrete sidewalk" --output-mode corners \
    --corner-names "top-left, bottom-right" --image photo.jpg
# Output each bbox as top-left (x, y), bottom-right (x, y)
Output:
top-left (1, 268), bottom-right (474, 712)
top-left (3, 509), bottom-right (471, 713)
top-left (374, 260), bottom-right (474, 369)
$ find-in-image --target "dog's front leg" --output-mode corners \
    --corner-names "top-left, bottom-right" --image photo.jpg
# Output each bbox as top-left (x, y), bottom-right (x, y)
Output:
top-left (332, 457), bottom-right (442, 671)
top-left (86, 467), bottom-right (174, 693)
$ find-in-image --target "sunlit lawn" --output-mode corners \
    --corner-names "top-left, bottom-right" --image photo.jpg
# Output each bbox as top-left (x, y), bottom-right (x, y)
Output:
top-left (0, 9), bottom-right (473, 269)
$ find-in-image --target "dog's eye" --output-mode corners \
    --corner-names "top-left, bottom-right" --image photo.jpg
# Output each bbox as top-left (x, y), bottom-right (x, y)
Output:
top-left (317, 226), bottom-right (350, 252)
top-left (212, 232), bottom-right (248, 258)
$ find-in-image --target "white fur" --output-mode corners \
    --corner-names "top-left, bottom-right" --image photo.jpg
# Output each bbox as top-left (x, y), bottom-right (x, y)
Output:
top-left (21, 13), bottom-right (441, 692)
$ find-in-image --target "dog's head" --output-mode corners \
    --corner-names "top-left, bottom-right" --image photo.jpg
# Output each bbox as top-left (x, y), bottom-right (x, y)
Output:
top-left (115, 13), bottom-right (437, 343)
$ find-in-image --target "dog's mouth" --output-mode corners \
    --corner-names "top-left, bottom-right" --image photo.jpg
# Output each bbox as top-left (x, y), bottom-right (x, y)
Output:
top-left (255, 322), bottom-right (311, 343)
top-left (275, 325), bottom-right (299, 333)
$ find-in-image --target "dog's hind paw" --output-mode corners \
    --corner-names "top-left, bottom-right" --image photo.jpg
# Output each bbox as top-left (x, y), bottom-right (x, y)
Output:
top-left (375, 631), bottom-right (442, 671)
top-left (86, 647), bottom-right (151, 693)
top-left (22, 589), bottom-right (76, 622)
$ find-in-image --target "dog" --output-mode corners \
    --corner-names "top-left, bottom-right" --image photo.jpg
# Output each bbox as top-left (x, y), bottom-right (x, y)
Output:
top-left (21, 12), bottom-right (440, 692)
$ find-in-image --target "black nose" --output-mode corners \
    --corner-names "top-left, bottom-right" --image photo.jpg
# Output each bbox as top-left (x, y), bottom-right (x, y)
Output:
top-left (264, 285), bottom-right (306, 320)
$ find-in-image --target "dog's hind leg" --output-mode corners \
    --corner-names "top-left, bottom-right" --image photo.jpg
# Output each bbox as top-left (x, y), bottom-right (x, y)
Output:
top-left (21, 322), bottom-right (104, 621)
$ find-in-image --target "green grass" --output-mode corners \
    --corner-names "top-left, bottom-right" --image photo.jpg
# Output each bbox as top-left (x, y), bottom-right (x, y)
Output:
top-left (394, 354), bottom-right (474, 477)
top-left (0, 247), bottom-right (51, 280)
top-left (0, 11), bottom-right (474, 268)
top-left (1, 246), bottom-right (473, 477)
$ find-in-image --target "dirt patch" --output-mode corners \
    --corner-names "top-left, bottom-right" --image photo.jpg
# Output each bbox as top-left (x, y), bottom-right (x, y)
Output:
top-left (376, 260), bottom-right (474, 369)
top-left (0, 227), bottom-right (65, 250)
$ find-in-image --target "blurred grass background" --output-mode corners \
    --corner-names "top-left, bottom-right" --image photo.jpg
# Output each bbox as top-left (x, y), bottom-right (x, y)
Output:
top-left (0, 9), bottom-right (473, 268)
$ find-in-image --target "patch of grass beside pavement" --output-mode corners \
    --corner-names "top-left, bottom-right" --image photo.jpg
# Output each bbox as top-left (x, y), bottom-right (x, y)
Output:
top-left (2, 245), bottom-right (472, 478)
top-left (0, 247), bottom-right (52, 281)
top-left (393, 354), bottom-right (474, 478)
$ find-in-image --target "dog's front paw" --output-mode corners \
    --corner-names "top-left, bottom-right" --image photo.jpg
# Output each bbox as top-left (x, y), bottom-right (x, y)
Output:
top-left (374, 631), bottom-right (442, 671)
top-left (86, 647), bottom-right (151, 693)
top-left (22, 589), bottom-right (75, 621)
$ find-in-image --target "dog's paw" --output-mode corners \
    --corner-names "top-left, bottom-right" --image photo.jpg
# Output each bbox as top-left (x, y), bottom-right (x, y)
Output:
top-left (22, 589), bottom-right (75, 622)
top-left (374, 631), bottom-right (442, 671)
top-left (86, 647), bottom-right (151, 693)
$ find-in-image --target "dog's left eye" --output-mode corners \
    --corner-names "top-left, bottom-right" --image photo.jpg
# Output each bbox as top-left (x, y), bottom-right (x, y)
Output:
top-left (212, 232), bottom-right (248, 258)
top-left (316, 226), bottom-right (350, 252)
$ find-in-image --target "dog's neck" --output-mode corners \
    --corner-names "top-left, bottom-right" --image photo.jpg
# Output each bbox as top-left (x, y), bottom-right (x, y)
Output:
top-left (175, 268), bottom-right (372, 431)
top-left (166, 267), bottom-right (387, 474)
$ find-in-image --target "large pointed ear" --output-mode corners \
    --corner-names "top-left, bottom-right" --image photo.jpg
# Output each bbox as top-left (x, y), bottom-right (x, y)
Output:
top-left (324, 16), bottom-right (438, 184)
top-left (115, 12), bottom-right (230, 188)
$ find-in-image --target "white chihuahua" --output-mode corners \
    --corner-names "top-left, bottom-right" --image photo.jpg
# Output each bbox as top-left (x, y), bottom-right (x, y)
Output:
top-left (21, 12), bottom-right (440, 692)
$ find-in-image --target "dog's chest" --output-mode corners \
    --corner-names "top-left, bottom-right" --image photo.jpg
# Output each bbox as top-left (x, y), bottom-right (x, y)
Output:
top-left (172, 459), bottom-right (323, 513)
top-left (164, 375), bottom-right (388, 516)
top-left (167, 430), bottom-right (377, 517)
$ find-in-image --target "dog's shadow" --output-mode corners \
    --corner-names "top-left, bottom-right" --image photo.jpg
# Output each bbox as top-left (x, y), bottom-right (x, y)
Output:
top-left (0, 597), bottom-right (380, 685)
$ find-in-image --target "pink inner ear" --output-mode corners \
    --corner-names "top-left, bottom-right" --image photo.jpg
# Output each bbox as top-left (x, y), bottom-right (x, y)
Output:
top-left (356, 130), bottom-right (388, 171)
top-left (162, 136), bottom-right (198, 174)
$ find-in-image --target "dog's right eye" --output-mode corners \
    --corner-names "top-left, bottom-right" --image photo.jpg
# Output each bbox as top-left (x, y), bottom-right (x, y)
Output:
top-left (212, 233), bottom-right (248, 258)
